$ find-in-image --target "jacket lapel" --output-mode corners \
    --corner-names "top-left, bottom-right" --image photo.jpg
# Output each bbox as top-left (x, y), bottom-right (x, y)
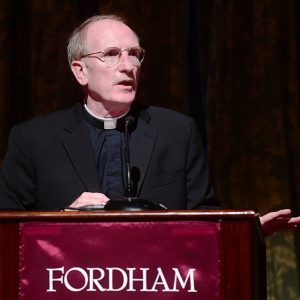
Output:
top-left (61, 106), bottom-right (100, 192)
top-left (130, 110), bottom-right (157, 194)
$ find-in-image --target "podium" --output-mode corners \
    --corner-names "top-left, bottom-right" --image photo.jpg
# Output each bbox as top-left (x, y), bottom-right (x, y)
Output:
top-left (0, 210), bottom-right (266, 299)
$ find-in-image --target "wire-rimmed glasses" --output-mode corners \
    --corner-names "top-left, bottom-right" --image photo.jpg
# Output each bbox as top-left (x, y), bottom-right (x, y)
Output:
top-left (80, 46), bottom-right (145, 67)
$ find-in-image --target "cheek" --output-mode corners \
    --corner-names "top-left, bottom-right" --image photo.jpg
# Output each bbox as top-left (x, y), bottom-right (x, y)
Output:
top-left (89, 71), bottom-right (113, 93)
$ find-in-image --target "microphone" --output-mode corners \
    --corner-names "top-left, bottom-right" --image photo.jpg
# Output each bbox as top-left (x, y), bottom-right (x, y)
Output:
top-left (124, 116), bottom-right (135, 198)
top-left (104, 115), bottom-right (167, 211)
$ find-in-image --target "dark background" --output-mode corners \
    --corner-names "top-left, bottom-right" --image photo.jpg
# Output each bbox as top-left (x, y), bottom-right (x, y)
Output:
top-left (0, 1), bottom-right (300, 297)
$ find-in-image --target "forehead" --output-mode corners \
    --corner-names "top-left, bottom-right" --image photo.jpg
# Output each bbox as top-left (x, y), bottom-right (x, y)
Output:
top-left (85, 20), bottom-right (139, 50)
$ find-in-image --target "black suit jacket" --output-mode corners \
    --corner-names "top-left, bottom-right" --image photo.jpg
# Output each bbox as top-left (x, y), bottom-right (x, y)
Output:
top-left (0, 103), bottom-right (217, 210)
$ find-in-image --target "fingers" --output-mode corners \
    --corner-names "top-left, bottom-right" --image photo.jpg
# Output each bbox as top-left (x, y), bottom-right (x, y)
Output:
top-left (260, 209), bottom-right (291, 225)
top-left (287, 216), bottom-right (300, 225)
top-left (69, 192), bottom-right (110, 208)
top-left (260, 209), bottom-right (299, 236)
top-left (274, 209), bottom-right (292, 218)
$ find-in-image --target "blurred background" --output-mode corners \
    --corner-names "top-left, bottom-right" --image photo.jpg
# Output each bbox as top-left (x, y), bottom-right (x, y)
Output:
top-left (0, 1), bottom-right (299, 298)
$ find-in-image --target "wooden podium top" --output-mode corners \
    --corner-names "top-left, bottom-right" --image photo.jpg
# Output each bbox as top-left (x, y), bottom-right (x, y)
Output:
top-left (0, 209), bottom-right (258, 221)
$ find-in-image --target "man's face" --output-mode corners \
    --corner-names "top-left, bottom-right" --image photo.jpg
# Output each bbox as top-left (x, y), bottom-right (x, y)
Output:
top-left (79, 20), bottom-right (141, 111)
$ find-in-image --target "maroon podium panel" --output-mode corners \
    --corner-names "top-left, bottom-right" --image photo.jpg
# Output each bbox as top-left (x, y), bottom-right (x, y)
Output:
top-left (0, 210), bottom-right (266, 300)
top-left (19, 220), bottom-right (220, 300)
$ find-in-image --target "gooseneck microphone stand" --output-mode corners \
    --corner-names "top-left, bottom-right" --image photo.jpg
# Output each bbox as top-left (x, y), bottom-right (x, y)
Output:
top-left (104, 116), bottom-right (166, 211)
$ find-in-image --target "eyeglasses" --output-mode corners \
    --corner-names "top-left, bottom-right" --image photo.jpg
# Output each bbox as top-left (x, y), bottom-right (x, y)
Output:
top-left (80, 46), bottom-right (145, 67)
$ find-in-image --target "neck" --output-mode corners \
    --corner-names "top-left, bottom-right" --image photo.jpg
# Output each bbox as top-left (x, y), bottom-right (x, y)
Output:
top-left (85, 99), bottom-right (131, 118)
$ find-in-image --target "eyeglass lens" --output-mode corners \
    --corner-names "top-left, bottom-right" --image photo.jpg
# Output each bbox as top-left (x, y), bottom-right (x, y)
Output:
top-left (102, 47), bottom-right (144, 66)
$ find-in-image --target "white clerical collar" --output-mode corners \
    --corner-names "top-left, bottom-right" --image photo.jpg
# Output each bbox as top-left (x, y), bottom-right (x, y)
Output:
top-left (84, 104), bottom-right (130, 129)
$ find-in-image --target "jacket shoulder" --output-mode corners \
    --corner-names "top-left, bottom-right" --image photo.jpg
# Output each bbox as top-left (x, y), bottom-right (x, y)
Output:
top-left (11, 104), bottom-right (81, 135)
top-left (146, 106), bottom-right (196, 129)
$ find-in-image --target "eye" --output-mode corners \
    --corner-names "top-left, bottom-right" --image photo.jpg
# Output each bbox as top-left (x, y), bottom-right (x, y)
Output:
top-left (103, 48), bottom-right (120, 57)
top-left (128, 47), bottom-right (142, 58)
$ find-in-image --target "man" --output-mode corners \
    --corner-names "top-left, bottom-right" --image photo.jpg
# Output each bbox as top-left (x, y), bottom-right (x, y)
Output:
top-left (0, 15), bottom-right (216, 211)
top-left (0, 15), bottom-right (299, 234)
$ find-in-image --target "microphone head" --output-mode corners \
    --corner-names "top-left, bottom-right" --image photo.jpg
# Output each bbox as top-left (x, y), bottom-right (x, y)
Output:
top-left (125, 115), bottom-right (135, 124)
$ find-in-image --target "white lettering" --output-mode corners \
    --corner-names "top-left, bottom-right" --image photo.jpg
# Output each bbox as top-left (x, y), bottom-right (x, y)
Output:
top-left (46, 266), bottom-right (198, 293)
top-left (87, 268), bottom-right (106, 291)
top-left (126, 268), bottom-right (150, 291)
top-left (149, 267), bottom-right (171, 292)
top-left (107, 267), bottom-right (128, 291)
top-left (47, 267), bottom-right (64, 292)
top-left (64, 267), bottom-right (88, 292)
top-left (172, 268), bottom-right (197, 292)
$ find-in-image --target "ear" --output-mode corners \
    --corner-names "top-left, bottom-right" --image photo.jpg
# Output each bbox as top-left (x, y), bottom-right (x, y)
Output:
top-left (70, 60), bottom-right (88, 86)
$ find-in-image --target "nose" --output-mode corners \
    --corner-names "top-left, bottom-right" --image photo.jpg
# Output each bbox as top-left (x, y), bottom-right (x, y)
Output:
top-left (117, 52), bottom-right (135, 73)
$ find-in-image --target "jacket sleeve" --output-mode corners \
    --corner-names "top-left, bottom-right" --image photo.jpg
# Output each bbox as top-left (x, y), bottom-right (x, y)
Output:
top-left (0, 125), bottom-right (36, 210)
top-left (186, 120), bottom-right (220, 209)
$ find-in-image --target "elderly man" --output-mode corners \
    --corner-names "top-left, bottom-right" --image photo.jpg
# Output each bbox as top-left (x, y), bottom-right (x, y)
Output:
top-left (1, 15), bottom-right (215, 210)
top-left (0, 15), bottom-right (299, 234)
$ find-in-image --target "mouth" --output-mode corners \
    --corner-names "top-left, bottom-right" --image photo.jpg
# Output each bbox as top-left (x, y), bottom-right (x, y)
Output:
top-left (115, 80), bottom-right (135, 90)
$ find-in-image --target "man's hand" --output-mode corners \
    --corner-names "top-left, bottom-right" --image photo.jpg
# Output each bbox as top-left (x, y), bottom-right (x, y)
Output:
top-left (69, 192), bottom-right (110, 208)
top-left (260, 209), bottom-right (300, 236)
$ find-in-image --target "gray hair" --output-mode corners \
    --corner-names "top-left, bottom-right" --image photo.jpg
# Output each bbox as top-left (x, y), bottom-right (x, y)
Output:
top-left (67, 15), bottom-right (130, 66)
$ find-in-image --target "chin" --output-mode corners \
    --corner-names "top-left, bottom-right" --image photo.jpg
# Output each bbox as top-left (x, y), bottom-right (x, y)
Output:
top-left (113, 94), bottom-right (136, 104)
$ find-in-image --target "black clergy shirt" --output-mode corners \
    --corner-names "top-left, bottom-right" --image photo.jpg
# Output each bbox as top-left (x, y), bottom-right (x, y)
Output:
top-left (83, 108), bottom-right (126, 199)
